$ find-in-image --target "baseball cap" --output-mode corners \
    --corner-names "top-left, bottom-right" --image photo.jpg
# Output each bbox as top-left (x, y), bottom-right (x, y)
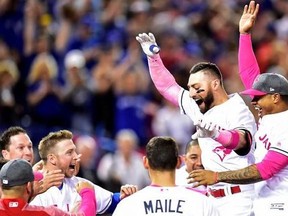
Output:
top-left (64, 49), bottom-right (85, 69)
top-left (0, 159), bottom-right (43, 187)
top-left (240, 73), bottom-right (288, 96)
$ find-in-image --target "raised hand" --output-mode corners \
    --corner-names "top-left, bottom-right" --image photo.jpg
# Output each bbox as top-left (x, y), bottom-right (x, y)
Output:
top-left (239, 1), bottom-right (260, 34)
top-left (136, 33), bottom-right (160, 57)
top-left (192, 119), bottom-right (220, 139)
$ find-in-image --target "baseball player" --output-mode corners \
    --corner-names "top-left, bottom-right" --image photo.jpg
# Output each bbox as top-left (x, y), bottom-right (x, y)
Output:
top-left (136, 30), bottom-right (257, 216)
top-left (0, 159), bottom-right (96, 216)
top-left (112, 136), bottom-right (220, 216)
top-left (30, 130), bottom-right (137, 214)
top-left (176, 139), bottom-right (206, 192)
top-left (188, 1), bottom-right (288, 216)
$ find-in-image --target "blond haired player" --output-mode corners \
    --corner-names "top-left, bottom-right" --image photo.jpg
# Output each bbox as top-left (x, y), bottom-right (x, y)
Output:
top-left (136, 30), bottom-right (257, 215)
top-left (30, 130), bottom-right (137, 214)
top-left (113, 136), bottom-right (219, 216)
top-left (189, 1), bottom-right (288, 215)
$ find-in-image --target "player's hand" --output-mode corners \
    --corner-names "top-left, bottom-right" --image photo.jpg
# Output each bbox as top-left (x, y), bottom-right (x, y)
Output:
top-left (136, 33), bottom-right (160, 57)
top-left (187, 170), bottom-right (217, 186)
top-left (192, 119), bottom-right (219, 139)
top-left (32, 169), bottom-right (64, 196)
top-left (120, 184), bottom-right (138, 200)
top-left (239, 1), bottom-right (259, 34)
top-left (76, 181), bottom-right (94, 193)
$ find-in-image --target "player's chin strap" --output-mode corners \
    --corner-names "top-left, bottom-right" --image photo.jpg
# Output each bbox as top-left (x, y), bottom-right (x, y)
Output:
top-left (213, 129), bottom-right (240, 150)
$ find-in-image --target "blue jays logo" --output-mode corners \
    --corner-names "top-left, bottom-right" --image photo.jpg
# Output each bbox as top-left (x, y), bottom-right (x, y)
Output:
top-left (212, 146), bottom-right (232, 161)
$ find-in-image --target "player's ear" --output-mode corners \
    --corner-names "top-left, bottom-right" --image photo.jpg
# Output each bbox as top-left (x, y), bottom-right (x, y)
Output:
top-left (143, 156), bottom-right (149, 169)
top-left (47, 153), bottom-right (57, 165)
top-left (1, 149), bottom-right (9, 159)
top-left (211, 79), bottom-right (220, 90)
top-left (176, 156), bottom-right (182, 169)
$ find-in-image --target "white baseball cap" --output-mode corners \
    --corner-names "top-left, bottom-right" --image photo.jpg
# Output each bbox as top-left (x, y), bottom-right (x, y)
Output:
top-left (64, 49), bottom-right (85, 69)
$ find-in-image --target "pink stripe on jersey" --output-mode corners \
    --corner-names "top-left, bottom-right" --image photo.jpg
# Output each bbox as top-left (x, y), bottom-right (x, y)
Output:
top-left (238, 34), bottom-right (260, 90)
top-left (148, 55), bottom-right (181, 106)
top-left (256, 150), bottom-right (288, 180)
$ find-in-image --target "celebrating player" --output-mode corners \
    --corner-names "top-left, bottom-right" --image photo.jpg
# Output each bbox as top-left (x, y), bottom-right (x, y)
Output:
top-left (112, 136), bottom-right (220, 216)
top-left (0, 126), bottom-right (65, 196)
top-left (29, 129), bottom-right (137, 214)
top-left (0, 159), bottom-right (96, 216)
top-left (188, 1), bottom-right (288, 215)
top-left (136, 29), bottom-right (257, 215)
top-left (175, 139), bottom-right (205, 191)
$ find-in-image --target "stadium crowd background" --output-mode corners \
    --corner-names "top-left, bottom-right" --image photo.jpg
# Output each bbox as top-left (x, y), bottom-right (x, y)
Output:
top-left (1, 0), bottom-right (288, 190)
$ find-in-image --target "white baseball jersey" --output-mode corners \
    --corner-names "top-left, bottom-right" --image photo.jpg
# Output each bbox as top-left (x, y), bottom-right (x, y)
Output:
top-left (179, 90), bottom-right (257, 215)
top-left (30, 176), bottom-right (113, 214)
top-left (252, 110), bottom-right (288, 215)
top-left (112, 185), bottom-right (220, 216)
top-left (179, 90), bottom-right (256, 176)
top-left (176, 165), bottom-right (207, 192)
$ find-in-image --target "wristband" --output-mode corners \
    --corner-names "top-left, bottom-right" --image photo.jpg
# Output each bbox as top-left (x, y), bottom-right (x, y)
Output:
top-left (214, 130), bottom-right (240, 149)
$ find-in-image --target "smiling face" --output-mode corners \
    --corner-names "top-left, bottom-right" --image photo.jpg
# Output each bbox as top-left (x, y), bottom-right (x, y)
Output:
top-left (2, 133), bottom-right (34, 164)
top-left (187, 71), bottom-right (216, 113)
top-left (251, 93), bottom-right (278, 118)
top-left (184, 145), bottom-right (204, 173)
top-left (50, 139), bottom-right (78, 178)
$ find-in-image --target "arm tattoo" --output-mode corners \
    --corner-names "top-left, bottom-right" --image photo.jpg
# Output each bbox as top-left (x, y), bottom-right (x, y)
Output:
top-left (218, 164), bottom-right (263, 184)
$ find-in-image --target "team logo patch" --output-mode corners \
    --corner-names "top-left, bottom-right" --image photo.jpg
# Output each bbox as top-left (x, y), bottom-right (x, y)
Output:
top-left (9, 202), bottom-right (18, 207)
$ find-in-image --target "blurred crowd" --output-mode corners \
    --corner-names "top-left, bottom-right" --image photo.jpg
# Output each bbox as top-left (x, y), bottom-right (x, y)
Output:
top-left (1, 0), bottom-right (288, 190)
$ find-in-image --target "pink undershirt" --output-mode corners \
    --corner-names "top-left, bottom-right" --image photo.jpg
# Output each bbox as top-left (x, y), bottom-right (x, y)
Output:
top-left (79, 188), bottom-right (97, 216)
top-left (147, 55), bottom-right (181, 106)
top-left (239, 33), bottom-right (288, 179)
top-left (239, 34), bottom-right (260, 90)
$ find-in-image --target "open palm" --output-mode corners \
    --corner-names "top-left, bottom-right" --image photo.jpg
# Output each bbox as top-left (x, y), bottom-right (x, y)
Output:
top-left (239, 1), bottom-right (259, 34)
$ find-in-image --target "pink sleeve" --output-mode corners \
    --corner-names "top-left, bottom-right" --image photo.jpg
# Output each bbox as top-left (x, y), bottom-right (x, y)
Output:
top-left (238, 34), bottom-right (260, 90)
top-left (256, 150), bottom-right (288, 180)
top-left (78, 188), bottom-right (97, 216)
top-left (147, 54), bottom-right (181, 106)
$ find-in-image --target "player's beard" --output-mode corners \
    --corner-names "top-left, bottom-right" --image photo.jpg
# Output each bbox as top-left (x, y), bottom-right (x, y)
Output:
top-left (200, 90), bottom-right (214, 113)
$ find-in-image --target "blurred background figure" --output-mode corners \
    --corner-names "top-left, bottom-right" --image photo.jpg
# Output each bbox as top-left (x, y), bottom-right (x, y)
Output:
top-left (26, 53), bottom-right (67, 145)
top-left (97, 129), bottom-right (150, 192)
top-left (152, 99), bottom-right (195, 154)
top-left (74, 134), bottom-right (100, 184)
top-left (0, 59), bottom-right (19, 129)
top-left (62, 49), bottom-right (94, 135)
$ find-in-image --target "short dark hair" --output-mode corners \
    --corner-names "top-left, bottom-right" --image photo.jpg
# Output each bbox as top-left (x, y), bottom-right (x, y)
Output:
top-left (184, 139), bottom-right (199, 154)
top-left (146, 136), bottom-right (178, 171)
top-left (189, 62), bottom-right (223, 85)
top-left (0, 126), bottom-right (27, 153)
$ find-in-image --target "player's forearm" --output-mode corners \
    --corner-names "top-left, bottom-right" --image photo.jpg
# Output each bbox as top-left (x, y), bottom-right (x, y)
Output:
top-left (217, 164), bottom-right (262, 184)
top-left (147, 55), bottom-right (181, 106)
top-left (79, 188), bottom-right (97, 216)
top-left (238, 34), bottom-right (260, 90)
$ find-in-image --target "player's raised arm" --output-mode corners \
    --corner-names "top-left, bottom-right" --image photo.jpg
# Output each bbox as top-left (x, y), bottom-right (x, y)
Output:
top-left (238, 0), bottom-right (260, 90)
top-left (136, 33), bottom-right (181, 106)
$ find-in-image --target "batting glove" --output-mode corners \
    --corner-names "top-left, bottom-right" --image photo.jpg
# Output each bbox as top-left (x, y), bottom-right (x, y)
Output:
top-left (192, 119), bottom-right (220, 139)
top-left (136, 32), bottom-right (160, 57)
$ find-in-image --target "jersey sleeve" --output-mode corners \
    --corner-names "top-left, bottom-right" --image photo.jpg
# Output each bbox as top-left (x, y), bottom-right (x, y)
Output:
top-left (178, 89), bottom-right (203, 124)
